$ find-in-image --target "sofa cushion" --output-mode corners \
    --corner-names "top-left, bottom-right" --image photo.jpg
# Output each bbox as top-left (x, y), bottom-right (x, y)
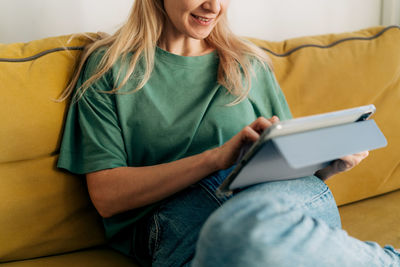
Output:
top-left (339, 188), bottom-right (400, 248)
top-left (0, 35), bottom-right (106, 262)
top-left (1, 247), bottom-right (137, 266)
top-left (249, 26), bottom-right (400, 206)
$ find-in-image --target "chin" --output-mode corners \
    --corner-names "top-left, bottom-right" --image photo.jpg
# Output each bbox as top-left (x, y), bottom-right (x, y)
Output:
top-left (187, 30), bottom-right (213, 40)
top-left (192, 34), bottom-right (211, 40)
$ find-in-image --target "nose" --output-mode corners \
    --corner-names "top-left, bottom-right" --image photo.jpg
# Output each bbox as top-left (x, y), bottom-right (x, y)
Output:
top-left (202, 0), bottom-right (221, 14)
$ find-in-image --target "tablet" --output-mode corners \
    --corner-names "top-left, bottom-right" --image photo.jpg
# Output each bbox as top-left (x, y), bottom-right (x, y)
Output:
top-left (217, 104), bottom-right (376, 195)
top-left (241, 104), bottom-right (375, 163)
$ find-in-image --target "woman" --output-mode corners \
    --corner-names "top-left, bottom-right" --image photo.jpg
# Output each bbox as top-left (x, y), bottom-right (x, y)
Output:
top-left (57, 0), bottom-right (400, 266)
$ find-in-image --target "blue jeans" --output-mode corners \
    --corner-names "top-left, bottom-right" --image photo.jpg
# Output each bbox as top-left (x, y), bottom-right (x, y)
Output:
top-left (131, 169), bottom-right (400, 266)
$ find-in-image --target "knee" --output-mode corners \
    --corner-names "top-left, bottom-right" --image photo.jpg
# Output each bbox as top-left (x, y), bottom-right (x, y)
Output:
top-left (193, 194), bottom-right (305, 266)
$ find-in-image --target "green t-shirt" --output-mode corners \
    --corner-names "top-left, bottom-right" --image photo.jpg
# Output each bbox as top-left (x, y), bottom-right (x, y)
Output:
top-left (57, 47), bottom-right (292, 250)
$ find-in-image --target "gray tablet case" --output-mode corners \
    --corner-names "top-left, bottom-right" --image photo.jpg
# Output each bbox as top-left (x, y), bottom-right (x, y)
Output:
top-left (217, 119), bottom-right (387, 194)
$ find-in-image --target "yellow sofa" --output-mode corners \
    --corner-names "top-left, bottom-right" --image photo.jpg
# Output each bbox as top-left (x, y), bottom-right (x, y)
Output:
top-left (1, 25), bottom-right (399, 265)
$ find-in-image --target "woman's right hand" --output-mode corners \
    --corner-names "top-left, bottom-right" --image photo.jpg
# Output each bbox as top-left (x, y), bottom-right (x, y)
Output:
top-left (212, 116), bottom-right (280, 170)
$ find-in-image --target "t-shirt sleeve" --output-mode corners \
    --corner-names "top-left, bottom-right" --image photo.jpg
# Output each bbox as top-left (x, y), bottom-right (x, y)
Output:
top-left (265, 66), bottom-right (293, 121)
top-left (57, 52), bottom-right (128, 175)
top-left (250, 62), bottom-right (293, 121)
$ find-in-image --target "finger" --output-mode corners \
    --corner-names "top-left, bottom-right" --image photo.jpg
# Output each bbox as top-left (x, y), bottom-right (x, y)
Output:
top-left (241, 126), bottom-right (262, 143)
top-left (269, 116), bottom-right (280, 124)
top-left (248, 117), bottom-right (274, 134)
top-left (356, 151), bottom-right (369, 159)
top-left (340, 151), bottom-right (369, 166)
top-left (345, 151), bottom-right (368, 158)
top-left (339, 156), bottom-right (358, 169)
top-left (338, 153), bottom-right (368, 171)
top-left (340, 151), bottom-right (368, 161)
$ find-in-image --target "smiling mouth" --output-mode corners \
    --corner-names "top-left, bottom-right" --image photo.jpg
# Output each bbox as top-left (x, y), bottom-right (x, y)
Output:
top-left (191, 14), bottom-right (213, 23)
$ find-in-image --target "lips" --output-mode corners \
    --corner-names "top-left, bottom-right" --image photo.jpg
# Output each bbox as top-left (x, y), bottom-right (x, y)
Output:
top-left (191, 14), bottom-right (214, 25)
top-left (192, 14), bottom-right (211, 21)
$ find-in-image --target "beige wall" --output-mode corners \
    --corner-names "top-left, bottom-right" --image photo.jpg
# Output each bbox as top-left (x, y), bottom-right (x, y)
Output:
top-left (381, 0), bottom-right (400, 26)
top-left (228, 0), bottom-right (383, 40)
top-left (0, 0), bottom-right (391, 44)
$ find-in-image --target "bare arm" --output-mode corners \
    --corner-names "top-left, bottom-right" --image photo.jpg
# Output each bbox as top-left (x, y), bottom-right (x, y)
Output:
top-left (87, 149), bottom-right (219, 218)
top-left (87, 116), bottom-right (279, 218)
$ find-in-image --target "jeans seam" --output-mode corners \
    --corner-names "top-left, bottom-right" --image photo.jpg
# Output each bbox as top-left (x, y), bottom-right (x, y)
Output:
top-left (300, 185), bottom-right (331, 208)
top-left (149, 212), bottom-right (161, 261)
top-left (198, 183), bottom-right (224, 206)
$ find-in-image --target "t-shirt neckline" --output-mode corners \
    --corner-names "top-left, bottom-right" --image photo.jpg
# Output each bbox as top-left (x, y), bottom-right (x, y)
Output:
top-left (156, 46), bottom-right (218, 68)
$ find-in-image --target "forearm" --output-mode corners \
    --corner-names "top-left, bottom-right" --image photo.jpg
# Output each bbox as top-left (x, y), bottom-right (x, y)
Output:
top-left (87, 149), bottom-right (219, 218)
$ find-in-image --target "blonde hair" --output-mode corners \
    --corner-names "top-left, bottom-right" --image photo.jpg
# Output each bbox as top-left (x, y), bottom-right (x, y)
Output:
top-left (58, 0), bottom-right (271, 105)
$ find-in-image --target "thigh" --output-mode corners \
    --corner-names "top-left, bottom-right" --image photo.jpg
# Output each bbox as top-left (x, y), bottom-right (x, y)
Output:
top-left (136, 183), bottom-right (227, 267)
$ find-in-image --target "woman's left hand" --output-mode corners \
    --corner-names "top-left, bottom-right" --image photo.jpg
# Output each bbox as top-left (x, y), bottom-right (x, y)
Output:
top-left (315, 151), bottom-right (370, 181)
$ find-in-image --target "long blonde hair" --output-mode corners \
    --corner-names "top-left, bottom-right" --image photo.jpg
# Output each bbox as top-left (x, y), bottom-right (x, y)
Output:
top-left (58, 0), bottom-right (271, 105)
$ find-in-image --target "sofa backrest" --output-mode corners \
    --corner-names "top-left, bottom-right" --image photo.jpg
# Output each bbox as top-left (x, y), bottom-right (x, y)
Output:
top-left (250, 25), bottom-right (400, 205)
top-left (0, 35), bottom-right (106, 262)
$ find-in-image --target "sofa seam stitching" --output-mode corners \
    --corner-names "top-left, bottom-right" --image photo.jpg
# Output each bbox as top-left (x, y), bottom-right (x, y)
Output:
top-left (260, 25), bottom-right (400, 57)
top-left (0, 46), bottom-right (84, 63)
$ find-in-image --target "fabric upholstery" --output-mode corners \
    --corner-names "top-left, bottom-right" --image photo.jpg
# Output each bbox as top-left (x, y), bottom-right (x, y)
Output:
top-left (0, 35), bottom-right (106, 262)
top-left (249, 26), bottom-right (400, 206)
top-left (1, 247), bottom-right (137, 266)
top-left (339, 189), bottom-right (400, 247)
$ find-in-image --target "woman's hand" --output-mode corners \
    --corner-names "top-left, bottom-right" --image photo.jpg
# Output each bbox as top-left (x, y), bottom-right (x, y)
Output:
top-left (212, 116), bottom-right (280, 170)
top-left (315, 151), bottom-right (370, 181)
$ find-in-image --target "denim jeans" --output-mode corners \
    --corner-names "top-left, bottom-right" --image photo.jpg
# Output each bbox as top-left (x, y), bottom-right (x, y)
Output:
top-left (131, 169), bottom-right (400, 267)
